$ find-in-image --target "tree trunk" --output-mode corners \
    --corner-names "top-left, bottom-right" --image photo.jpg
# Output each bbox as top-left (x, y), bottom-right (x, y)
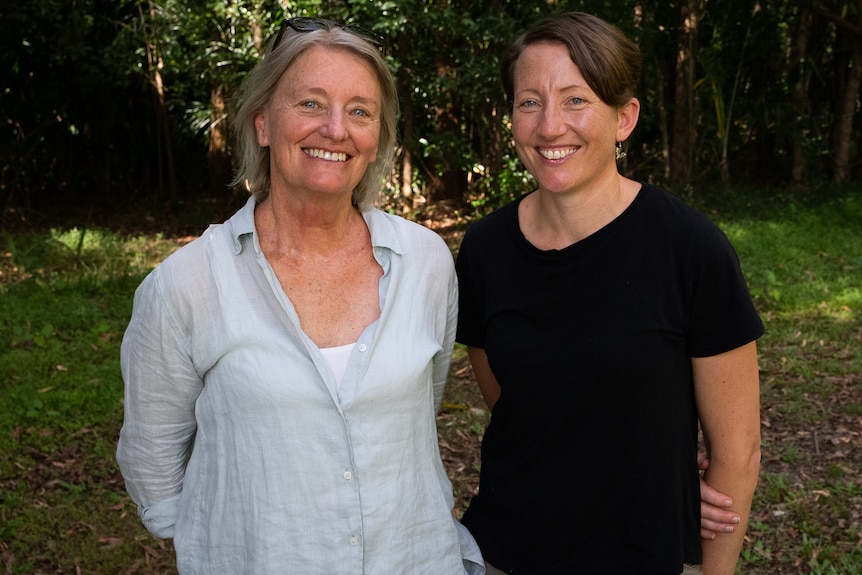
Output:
top-left (815, 1), bottom-right (862, 182)
top-left (399, 78), bottom-right (415, 213)
top-left (427, 57), bottom-right (467, 204)
top-left (485, 101), bottom-right (506, 198)
top-left (833, 11), bottom-right (862, 182)
top-left (790, 4), bottom-right (813, 185)
top-left (638, 5), bottom-right (672, 179)
top-left (833, 37), bottom-right (862, 182)
top-left (209, 81), bottom-right (232, 192)
top-left (670, 0), bottom-right (699, 184)
top-left (397, 30), bottom-right (415, 214)
top-left (143, 0), bottom-right (177, 201)
top-left (718, 2), bottom-right (760, 185)
top-left (652, 48), bottom-right (672, 180)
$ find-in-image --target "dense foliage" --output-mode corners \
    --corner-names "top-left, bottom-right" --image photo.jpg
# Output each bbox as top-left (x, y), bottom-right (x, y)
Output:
top-left (2, 0), bottom-right (861, 222)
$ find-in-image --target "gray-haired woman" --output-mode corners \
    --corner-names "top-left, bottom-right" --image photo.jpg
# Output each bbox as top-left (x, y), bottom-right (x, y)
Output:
top-left (117, 17), bottom-right (482, 575)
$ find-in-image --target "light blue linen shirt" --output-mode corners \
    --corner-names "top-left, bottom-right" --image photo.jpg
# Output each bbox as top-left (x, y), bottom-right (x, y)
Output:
top-left (116, 197), bottom-right (483, 575)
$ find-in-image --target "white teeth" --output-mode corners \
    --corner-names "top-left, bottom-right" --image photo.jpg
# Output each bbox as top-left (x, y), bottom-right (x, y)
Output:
top-left (539, 148), bottom-right (575, 160)
top-left (305, 149), bottom-right (348, 162)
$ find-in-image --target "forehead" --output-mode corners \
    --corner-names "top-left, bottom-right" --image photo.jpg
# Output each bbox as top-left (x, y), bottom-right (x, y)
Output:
top-left (514, 42), bottom-right (586, 87)
top-left (283, 45), bottom-right (381, 92)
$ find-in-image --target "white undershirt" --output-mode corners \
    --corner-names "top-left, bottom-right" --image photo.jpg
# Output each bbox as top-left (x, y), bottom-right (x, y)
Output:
top-left (319, 342), bottom-right (356, 390)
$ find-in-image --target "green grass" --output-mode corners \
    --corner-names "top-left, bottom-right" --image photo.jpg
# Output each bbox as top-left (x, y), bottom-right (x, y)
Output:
top-left (697, 189), bottom-right (862, 574)
top-left (1, 187), bottom-right (860, 574)
top-left (0, 228), bottom-right (181, 574)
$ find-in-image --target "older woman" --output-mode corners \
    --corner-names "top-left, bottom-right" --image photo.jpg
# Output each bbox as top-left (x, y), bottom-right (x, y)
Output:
top-left (455, 12), bottom-right (763, 575)
top-left (117, 17), bottom-right (482, 575)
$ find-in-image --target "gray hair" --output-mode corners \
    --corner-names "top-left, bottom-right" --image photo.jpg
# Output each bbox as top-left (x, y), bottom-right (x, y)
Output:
top-left (231, 25), bottom-right (398, 211)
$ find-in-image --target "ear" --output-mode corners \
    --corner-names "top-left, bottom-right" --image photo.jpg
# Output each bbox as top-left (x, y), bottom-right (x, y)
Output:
top-left (615, 97), bottom-right (640, 143)
top-left (255, 112), bottom-right (269, 147)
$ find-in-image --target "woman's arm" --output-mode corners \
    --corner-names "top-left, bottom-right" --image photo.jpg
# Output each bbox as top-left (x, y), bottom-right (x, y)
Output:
top-left (693, 341), bottom-right (762, 575)
top-left (432, 272), bottom-right (460, 413)
top-left (116, 272), bottom-right (203, 538)
top-left (466, 346), bottom-right (500, 410)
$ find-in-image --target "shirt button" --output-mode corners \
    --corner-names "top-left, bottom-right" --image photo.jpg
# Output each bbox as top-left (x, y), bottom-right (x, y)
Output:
top-left (343, 470), bottom-right (353, 480)
top-left (349, 535), bottom-right (359, 546)
top-left (358, 344), bottom-right (367, 352)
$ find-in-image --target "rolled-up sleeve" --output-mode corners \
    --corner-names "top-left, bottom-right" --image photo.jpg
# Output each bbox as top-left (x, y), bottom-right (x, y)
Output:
top-left (116, 268), bottom-right (204, 539)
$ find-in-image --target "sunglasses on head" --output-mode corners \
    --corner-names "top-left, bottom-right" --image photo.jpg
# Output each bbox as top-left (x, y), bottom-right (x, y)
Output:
top-left (273, 17), bottom-right (385, 53)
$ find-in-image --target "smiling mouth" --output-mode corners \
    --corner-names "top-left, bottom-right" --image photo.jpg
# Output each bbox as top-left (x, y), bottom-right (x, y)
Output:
top-left (304, 148), bottom-right (348, 162)
top-left (538, 147), bottom-right (577, 160)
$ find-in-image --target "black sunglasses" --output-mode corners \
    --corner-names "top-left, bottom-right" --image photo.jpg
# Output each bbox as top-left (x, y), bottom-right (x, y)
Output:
top-left (273, 17), bottom-right (385, 53)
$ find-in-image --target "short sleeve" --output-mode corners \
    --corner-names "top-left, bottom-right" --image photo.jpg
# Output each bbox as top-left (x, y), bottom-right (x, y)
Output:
top-left (686, 225), bottom-right (764, 357)
top-left (455, 226), bottom-right (487, 348)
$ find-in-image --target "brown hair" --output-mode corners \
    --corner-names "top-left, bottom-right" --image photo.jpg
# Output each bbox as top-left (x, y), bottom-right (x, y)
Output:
top-left (501, 12), bottom-right (642, 109)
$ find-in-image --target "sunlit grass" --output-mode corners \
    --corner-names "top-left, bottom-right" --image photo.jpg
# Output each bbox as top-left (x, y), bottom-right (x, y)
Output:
top-left (720, 196), bottom-right (862, 321)
top-left (703, 192), bottom-right (862, 575)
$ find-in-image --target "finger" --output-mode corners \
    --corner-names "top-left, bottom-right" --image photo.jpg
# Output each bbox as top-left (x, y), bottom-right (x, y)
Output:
top-left (700, 528), bottom-right (716, 540)
top-left (700, 503), bottom-right (739, 525)
top-left (701, 498), bottom-right (740, 523)
top-left (701, 516), bottom-right (737, 534)
top-left (700, 478), bottom-right (733, 507)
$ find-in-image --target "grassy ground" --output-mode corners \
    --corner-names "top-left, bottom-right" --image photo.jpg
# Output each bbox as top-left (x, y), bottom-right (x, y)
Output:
top-left (712, 190), bottom-right (862, 574)
top-left (0, 186), bottom-right (860, 574)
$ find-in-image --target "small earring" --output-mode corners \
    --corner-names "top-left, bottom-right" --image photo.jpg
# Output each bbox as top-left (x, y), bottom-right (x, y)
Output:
top-left (615, 142), bottom-right (627, 161)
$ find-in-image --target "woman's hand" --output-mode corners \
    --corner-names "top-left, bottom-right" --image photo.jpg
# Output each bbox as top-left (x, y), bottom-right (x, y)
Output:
top-left (699, 458), bottom-right (741, 540)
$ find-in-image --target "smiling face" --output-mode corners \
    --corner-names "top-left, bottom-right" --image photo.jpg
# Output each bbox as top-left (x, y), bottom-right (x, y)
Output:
top-left (255, 46), bottom-right (382, 203)
top-left (511, 41), bottom-right (637, 196)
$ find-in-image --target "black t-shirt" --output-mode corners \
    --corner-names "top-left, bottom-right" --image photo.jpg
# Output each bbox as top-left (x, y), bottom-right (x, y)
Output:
top-left (455, 183), bottom-right (764, 575)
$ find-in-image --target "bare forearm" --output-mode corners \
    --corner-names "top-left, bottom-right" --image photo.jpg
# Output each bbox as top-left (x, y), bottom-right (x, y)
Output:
top-left (692, 343), bottom-right (762, 574)
top-left (700, 449), bottom-right (761, 574)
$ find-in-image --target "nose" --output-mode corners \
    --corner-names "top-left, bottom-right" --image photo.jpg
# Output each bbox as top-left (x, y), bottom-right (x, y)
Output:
top-left (537, 106), bottom-right (566, 139)
top-left (320, 109), bottom-right (349, 141)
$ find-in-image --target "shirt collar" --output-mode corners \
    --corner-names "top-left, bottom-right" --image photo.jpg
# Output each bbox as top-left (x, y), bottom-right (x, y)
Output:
top-left (362, 208), bottom-right (406, 255)
top-left (228, 196), bottom-right (257, 255)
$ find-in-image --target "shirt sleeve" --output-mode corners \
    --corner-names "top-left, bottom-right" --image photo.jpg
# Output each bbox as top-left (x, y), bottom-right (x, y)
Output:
top-left (686, 224), bottom-right (765, 357)
top-left (432, 268), bottom-right (458, 413)
top-left (453, 227), bottom-right (480, 348)
top-left (116, 267), bottom-right (204, 538)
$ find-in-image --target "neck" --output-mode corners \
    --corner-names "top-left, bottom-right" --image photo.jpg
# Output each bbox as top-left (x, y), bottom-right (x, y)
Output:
top-left (521, 174), bottom-right (639, 250)
top-left (256, 193), bottom-right (365, 259)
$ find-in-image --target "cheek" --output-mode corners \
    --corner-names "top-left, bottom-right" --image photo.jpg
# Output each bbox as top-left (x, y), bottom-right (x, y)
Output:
top-left (511, 128), bottom-right (535, 164)
top-left (510, 114), bottom-right (535, 147)
top-left (359, 130), bottom-right (381, 161)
